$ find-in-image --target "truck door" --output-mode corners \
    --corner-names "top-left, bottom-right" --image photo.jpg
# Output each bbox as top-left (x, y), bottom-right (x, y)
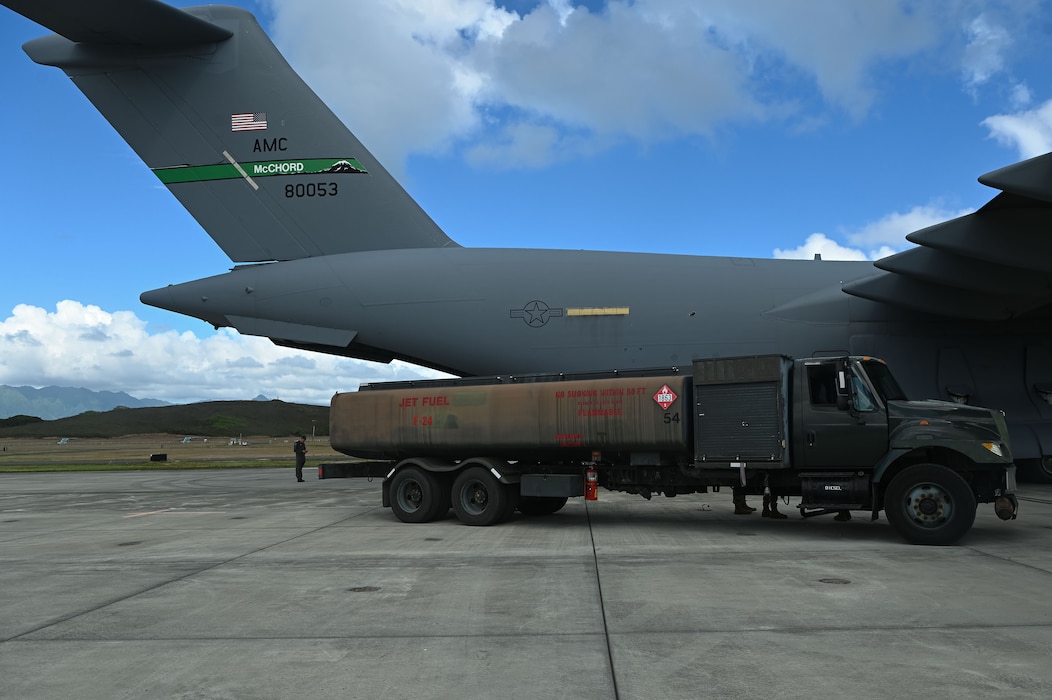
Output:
top-left (796, 360), bottom-right (888, 469)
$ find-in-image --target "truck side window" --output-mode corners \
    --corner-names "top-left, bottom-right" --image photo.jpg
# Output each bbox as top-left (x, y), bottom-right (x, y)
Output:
top-left (851, 373), bottom-right (877, 411)
top-left (807, 365), bottom-right (837, 406)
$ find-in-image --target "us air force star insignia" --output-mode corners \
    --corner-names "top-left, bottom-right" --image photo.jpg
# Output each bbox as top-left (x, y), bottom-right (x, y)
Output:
top-left (510, 300), bottom-right (564, 327)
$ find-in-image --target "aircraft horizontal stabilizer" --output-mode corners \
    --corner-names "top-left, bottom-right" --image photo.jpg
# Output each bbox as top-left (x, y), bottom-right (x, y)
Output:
top-left (843, 153), bottom-right (1052, 319)
top-left (1, 0), bottom-right (231, 45)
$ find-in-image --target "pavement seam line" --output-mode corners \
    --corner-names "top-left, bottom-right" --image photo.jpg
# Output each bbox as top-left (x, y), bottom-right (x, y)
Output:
top-left (586, 500), bottom-right (622, 700)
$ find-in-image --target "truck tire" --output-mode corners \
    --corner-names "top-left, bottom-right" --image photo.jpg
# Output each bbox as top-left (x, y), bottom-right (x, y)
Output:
top-left (390, 466), bottom-right (446, 523)
top-left (517, 496), bottom-right (569, 516)
top-left (451, 466), bottom-right (517, 526)
top-left (884, 464), bottom-right (976, 545)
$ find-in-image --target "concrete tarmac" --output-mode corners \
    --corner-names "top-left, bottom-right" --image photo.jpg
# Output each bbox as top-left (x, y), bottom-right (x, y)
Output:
top-left (2, 468), bottom-right (1052, 699)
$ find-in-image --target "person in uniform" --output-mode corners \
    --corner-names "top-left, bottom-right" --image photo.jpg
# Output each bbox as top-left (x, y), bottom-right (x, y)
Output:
top-left (294, 435), bottom-right (307, 482)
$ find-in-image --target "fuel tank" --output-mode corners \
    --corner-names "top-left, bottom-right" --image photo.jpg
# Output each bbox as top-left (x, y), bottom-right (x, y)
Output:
top-left (330, 374), bottom-right (692, 461)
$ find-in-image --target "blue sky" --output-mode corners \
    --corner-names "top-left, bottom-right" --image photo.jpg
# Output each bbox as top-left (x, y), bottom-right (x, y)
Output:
top-left (2, 0), bottom-right (1052, 407)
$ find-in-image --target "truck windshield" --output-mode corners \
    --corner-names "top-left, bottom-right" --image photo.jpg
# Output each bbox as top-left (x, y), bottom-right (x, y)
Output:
top-left (861, 360), bottom-right (908, 402)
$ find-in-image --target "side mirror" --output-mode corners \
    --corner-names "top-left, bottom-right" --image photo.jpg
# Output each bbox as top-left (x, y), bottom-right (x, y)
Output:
top-left (835, 359), bottom-right (850, 411)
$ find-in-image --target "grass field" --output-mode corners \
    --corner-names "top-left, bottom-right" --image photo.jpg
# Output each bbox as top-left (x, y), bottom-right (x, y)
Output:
top-left (0, 434), bottom-right (344, 472)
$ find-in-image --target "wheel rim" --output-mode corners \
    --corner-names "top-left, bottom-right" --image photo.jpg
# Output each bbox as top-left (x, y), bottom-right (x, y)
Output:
top-left (395, 479), bottom-right (424, 514)
top-left (901, 482), bottom-right (952, 527)
top-left (458, 478), bottom-right (489, 516)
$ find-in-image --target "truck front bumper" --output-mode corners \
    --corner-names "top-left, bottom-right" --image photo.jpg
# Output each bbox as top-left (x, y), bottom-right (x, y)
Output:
top-left (995, 465), bottom-right (1018, 520)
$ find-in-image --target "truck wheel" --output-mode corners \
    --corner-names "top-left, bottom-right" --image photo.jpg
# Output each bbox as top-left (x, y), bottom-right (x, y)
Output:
top-left (884, 464), bottom-right (976, 545)
top-left (517, 496), bottom-right (569, 516)
top-left (390, 466), bottom-right (445, 523)
top-left (451, 466), bottom-right (516, 526)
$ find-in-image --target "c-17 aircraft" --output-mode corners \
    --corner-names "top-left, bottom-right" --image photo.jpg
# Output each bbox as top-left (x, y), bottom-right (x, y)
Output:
top-left (5, 0), bottom-right (1052, 480)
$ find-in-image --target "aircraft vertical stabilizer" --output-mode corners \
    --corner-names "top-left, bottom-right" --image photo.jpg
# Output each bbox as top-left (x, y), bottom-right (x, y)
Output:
top-left (9, 1), bottom-right (457, 262)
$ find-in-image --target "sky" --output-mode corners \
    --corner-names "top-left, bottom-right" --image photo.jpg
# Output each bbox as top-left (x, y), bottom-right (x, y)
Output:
top-left (2, 0), bottom-right (1052, 409)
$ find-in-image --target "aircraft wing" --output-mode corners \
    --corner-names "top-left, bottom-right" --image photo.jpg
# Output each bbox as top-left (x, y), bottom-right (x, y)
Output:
top-left (842, 152), bottom-right (1052, 320)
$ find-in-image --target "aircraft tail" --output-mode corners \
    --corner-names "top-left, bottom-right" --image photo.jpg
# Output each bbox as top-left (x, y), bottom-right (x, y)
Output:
top-left (9, 1), bottom-right (457, 262)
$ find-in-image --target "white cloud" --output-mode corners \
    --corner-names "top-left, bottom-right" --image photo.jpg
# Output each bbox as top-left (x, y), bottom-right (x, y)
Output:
top-left (983, 98), bottom-right (1052, 159)
top-left (265, 0), bottom-right (516, 177)
top-left (773, 233), bottom-right (870, 261)
top-left (1010, 82), bottom-right (1033, 110)
top-left (264, 0), bottom-right (960, 170)
top-left (684, 0), bottom-right (935, 117)
top-left (0, 301), bottom-right (447, 406)
top-left (773, 204), bottom-right (972, 261)
top-left (547, 0), bottom-right (576, 26)
top-left (845, 204), bottom-right (973, 249)
top-left (961, 14), bottom-right (1010, 92)
top-left (463, 122), bottom-right (602, 168)
top-left (470, 2), bottom-right (762, 142)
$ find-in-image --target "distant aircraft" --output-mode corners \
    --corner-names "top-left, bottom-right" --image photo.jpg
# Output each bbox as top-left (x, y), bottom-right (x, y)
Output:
top-left (5, 0), bottom-right (1052, 481)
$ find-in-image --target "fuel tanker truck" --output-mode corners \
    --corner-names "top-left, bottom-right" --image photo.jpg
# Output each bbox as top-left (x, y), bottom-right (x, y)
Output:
top-left (324, 355), bottom-right (1018, 545)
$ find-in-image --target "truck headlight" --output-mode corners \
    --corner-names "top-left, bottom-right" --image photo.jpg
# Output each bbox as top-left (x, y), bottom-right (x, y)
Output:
top-left (982, 442), bottom-right (1004, 457)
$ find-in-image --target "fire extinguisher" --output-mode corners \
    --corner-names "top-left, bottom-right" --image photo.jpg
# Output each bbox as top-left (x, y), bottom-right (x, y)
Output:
top-left (585, 467), bottom-right (599, 501)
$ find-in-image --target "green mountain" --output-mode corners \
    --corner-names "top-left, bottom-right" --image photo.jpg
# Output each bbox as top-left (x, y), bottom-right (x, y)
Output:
top-left (0, 400), bottom-right (328, 439)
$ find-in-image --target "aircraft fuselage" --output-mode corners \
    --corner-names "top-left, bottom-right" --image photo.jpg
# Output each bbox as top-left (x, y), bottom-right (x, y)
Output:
top-left (141, 247), bottom-right (1052, 464)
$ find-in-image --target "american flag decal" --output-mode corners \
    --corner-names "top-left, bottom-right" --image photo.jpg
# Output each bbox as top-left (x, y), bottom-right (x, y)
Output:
top-left (231, 112), bottom-right (267, 131)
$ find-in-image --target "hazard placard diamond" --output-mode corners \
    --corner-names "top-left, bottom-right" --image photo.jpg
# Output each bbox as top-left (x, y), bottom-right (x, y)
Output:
top-left (654, 384), bottom-right (677, 410)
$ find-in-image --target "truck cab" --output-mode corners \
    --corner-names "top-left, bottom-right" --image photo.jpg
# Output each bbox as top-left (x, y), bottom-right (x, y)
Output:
top-left (789, 356), bottom-right (1017, 543)
top-left (692, 354), bottom-right (1017, 544)
top-left (794, 357), bottom-right (893, 470)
